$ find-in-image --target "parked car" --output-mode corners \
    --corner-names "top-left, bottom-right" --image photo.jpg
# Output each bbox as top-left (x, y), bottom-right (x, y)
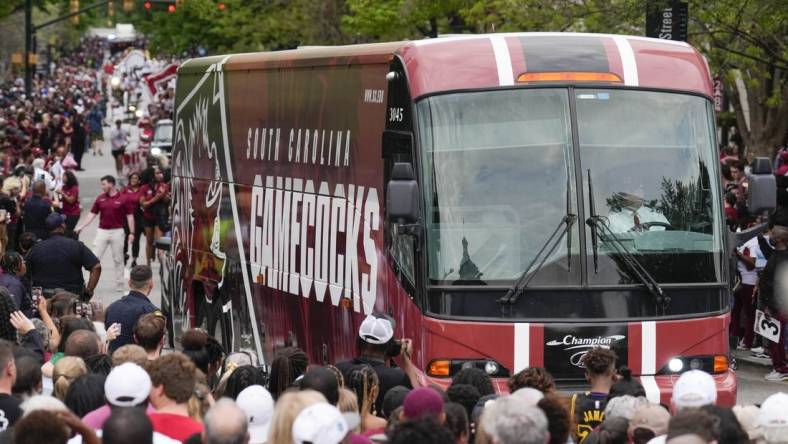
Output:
top-left (148, 119), bottom-right (173, 167)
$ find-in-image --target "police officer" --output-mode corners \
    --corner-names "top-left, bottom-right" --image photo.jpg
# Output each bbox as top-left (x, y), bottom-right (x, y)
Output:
top-left (27, 213), bottom-right (101, 299)
top-left (105, 265), bottom-right (161, 353)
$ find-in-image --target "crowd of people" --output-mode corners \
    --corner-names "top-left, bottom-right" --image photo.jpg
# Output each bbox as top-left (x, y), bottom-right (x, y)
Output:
top-left (0, 294), bottom-right (783, 444)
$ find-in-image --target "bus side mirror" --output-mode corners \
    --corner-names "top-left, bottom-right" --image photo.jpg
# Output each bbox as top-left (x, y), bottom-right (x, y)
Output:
top-left (747, 157), bottom-right (776, 214)
top-left (386, 162), bottom-right (420, 223)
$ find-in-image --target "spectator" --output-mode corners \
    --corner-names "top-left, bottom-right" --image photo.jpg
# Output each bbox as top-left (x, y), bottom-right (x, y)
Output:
top-left (670, 370), bottom-right (717, 413)
top-left (402, 386), bottom-right (445, 424)
top-left (758, 392), bottom-right (788, 443)
top-left (105, 265), bottom-right (160, 353)
top-left (122, 172), bottom-right (143, 267)
top-left (148, 352), bottom-right (204, 441)
top-left (571, 347), bottom-right (618, 443)
top-left (0, 340), bottom-right (22, 431)
top-left (110, 120), bottom-right (128, 177)
top-left (388, 418), bottom-right (454, 444)
top-left (627, 403), bottom-right (669, 444)
top-left (444, 402), bottom-right (470, 444)
top-left (699, 405), bottom-right (748, 444)
top-left (608, 366), bottom-right (646, 400)
top-left (268, 346), bottom-right (308, 401)
top-left (236, 385), bottom-right (274, 444)
top-left (52, 356), bottom-right (87, 401)
top-left (508, 366), bottom-right (556, 395)
top-left (133, 312), bottom-right (166, 360)
top-left (56, 170), bottom-right (81, 235)
top-left (291, 403), bottom-right (356, 444)
top-left (482, 396), bottom-right (549, 444)
top-left (63, 329), bottom-right (102, 361)
top-left (756, 224), bottom-right (788, 381)
top-left (75, 175), bottom-right (135, 292)
top-left (102, 407), bottom-right (156, 444)
top-left (347, 364), bottom-right (387, 432)
top-left (13, 410), bottom-right (70, 444)
top-left (338, 387), bottom-right (360, 426)
top-left (139, 166), bottom-right (170, 259)
top-left (336, 314), bottom-right (417, 414)
top-left (202, 398), bottom-right (249, 444)
top-left (383, 385), bottom-right (412, 420)
top-left (224, 365), bottom-right (267, 400)
top-left (0, 251), bottom-right (30, 310)
top-left (64, 373), bottom-right (106, 418)
top-left (537, 396), bottom-right (572, 444)
top-left (604, 395), bottom-right (646, 421)
top-left (452, 367), bottom-right (495, 398)
top-left (595, 416), bottom-right (629, 444)
top-left (180, 329), bottom-right (225, 379)
top-left (21, 181), bottom-right (51, 240)
top-left (300, 366), bottom-right (340, 405)
top-left (82, 362), bottom-right (154, 430)
top-left (665, 409), bottom-right (719, 442)
top-left (111, 344), bottom-right (148, 367)
top-left (26, 213), bottom-right (100, 298)
top-left (732, 405), bottom-right (762, 443)
top-left (267, 389), bottom-right (326, 444)
top-left (12, 353), bottom-right (42, 400)
top-left (85, 353), bottom-right (112, 376)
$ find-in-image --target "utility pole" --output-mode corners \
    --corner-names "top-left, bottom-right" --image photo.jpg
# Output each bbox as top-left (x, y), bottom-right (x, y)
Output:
top-left (24, 0), bottom-right (32, 96)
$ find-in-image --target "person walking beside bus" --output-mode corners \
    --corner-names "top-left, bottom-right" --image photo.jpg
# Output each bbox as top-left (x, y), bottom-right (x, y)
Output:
top-left (75, 175), bottom-right (135, 292)
top-left (732, 228), bottom-right (769, 350)
top-left (110, 120), bottom-right (128, 178)
top-left (122, 173), bottom-right (144, 267)
top-left (756, 224), bottom-right (788, 382)
top-left (56, 171), bottom-right (81, 237)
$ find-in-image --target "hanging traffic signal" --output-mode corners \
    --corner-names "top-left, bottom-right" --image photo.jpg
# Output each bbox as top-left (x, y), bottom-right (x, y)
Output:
top-left (144, 1), bottom-right (152, 9)
top-left (168, 4), bottom-right (176, 12)
top-left (70, 0), bottom-right (79, 25)
top-left (218, 2), bottom-right (225, 10)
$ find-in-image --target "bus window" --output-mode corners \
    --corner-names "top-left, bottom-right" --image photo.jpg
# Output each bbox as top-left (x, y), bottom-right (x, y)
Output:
top-left (576, 89), bottom-right (722, 284)
top-left (417, 88), bottom-right (580, 286)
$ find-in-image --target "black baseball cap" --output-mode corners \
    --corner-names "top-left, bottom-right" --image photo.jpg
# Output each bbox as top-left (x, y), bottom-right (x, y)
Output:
top-left (45, 213), bottom-right (66, 230)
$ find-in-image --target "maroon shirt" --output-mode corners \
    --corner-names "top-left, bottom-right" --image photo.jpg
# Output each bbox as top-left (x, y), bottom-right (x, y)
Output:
top-left (90, 191), bottom-right (131, 229)
top-left (60, 185), bottom-right (81, 217)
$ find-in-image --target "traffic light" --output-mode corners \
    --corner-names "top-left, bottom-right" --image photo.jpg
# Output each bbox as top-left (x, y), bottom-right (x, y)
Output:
top-left (70, 0), bottom-right (79, 25)
top-left (218, 2), bottom-right (225, 10)
top-left (167, 4), bottom-right (176, 12)
top-left (144, 1), bottom-right (152, 9)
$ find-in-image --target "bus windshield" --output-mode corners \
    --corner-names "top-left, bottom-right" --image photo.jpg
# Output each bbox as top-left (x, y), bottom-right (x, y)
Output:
top-left (417, 88), bottom-right (722, 287)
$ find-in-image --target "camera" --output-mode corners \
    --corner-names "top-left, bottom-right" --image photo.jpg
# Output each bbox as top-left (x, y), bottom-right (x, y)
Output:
top-left (385, 339), bottom-right (403, 357)
top-left (31, 287), bottom-right (43, 315)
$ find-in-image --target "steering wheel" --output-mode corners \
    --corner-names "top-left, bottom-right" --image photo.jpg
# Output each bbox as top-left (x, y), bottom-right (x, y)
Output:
top-left (630, 221), bottom-right (674, 232)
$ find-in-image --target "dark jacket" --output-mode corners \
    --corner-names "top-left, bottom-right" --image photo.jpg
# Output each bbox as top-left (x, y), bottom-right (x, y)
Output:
top-left (105, 291), bottom-right (159, 353)
top-left (758, 249), bottom-right (788, 314)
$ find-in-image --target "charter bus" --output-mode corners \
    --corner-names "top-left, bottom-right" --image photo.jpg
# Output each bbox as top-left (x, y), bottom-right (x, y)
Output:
top-left (168, 32), bottom-right (748, 405)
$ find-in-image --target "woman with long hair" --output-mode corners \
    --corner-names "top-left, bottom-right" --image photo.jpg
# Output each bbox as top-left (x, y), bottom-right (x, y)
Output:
top-left (267, 390), bottom-right (326, 444)
top-left (268, 347), bottom-right (308, 401)
top-left (122, 172), bottom-right (143, 266)
top-left (53, 356), bottom-right (87, 401)
top-left (346, 364), bottom-right (387, 433)
top-left (57, 170), bottom-right (80, 236)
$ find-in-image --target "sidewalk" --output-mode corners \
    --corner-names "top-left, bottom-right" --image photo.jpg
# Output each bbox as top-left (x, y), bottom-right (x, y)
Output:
top-left (75, 124), bottom-right (162, 310)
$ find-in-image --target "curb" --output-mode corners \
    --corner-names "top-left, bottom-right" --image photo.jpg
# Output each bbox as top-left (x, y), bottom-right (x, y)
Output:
top-left (733, 349), bottom-right (771, 367)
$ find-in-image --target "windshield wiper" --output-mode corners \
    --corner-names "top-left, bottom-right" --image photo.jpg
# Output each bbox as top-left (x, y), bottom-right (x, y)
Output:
top-left (585, 169), bottom-right (670, 311)
top-left (498, 213), bottom-right (576, 306)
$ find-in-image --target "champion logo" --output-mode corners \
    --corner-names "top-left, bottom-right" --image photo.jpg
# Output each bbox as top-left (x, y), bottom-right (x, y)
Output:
top-left (546, 334), bottom-right (626, 368)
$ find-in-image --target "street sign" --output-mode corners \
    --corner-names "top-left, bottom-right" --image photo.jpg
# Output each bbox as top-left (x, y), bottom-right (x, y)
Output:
top-left (755, 309), bottom-right (781, 343)
top-left (646, 0), bottom-right (689, 42)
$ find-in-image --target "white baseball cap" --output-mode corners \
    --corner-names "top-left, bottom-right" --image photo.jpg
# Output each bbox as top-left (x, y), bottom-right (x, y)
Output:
top-left (105, 363), bottom-right (152, 407)
top-left (358, 314), bottom-right (394, 345)
top-left (671, 370), bottom-right (717, 409)
top-left (236, 385), bottom-right (274, 444)
top-left (759, 392), bottom-right (788, 428)
top-left (292, 403), bottom-right (359, 444)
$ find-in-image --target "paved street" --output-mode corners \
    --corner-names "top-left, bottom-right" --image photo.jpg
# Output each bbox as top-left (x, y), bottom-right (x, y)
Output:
top-left (75, 124), bottom-right (162, 310)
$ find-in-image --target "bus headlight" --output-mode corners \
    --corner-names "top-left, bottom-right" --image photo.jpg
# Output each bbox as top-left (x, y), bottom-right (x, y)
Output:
top-left (135, 109), bottom-right (143, 118)
top-left (151, 147), bottom-right (162, 157)
top-left (426, 359), bottom-right (509, 378)
top-left (659, 355), bottom-right (728, 375)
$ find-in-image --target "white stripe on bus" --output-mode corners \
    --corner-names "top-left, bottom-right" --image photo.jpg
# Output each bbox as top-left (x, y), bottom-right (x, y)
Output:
top-left (514, 322), bottom-right (531, 373)
top-left (490, 35), bottom-right (514, 86)
top-left (641, 321), bottom-right (660, 403)
top-left (612, 36), bottom-right (639, 86)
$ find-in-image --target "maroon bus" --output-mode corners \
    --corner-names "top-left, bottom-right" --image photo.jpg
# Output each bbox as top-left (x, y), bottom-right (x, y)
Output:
top-left (169, 32), bottom-right (739, 405)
